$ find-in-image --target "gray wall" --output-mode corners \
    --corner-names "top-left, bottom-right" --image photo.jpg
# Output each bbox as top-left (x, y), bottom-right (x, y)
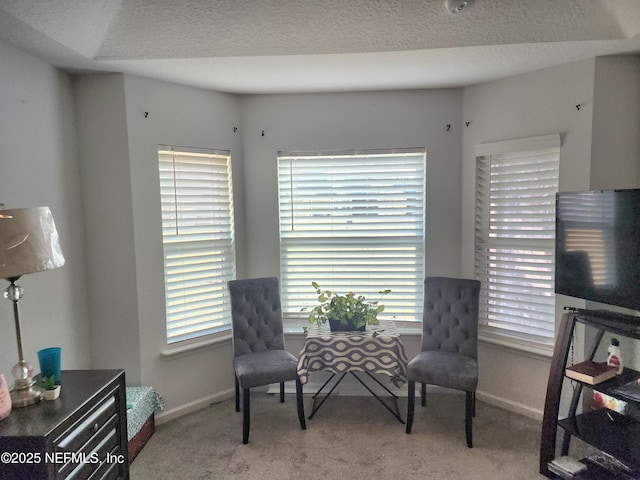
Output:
top-left (2, 34), bottom-right (639, 422)
top-left (591, 56), bottom-right (640, 191)
top-left (75, 83), bottom-right (464, 417)
top-left (461, 56), bottom-right (640, 417)
top-left (238, 90), bottom-right (463, 280)
top-left (75, 73), bottom-right (245, 419)
top-left (461, 58), bottom-right (597, 417)
top-left (74, 74), bottom-right (141, 384)
top-left (0, 40), bottom-right (91, 379)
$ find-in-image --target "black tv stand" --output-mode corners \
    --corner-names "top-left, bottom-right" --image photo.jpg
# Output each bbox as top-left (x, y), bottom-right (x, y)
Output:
top-left (564, 307), bottom-right (640, 337)
top-left (540, 309), bottom-right (640, 478)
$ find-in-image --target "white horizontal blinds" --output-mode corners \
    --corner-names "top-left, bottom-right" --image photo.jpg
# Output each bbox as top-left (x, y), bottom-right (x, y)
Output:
top-left (475, 135), bottom-right (560, 346)
top-left (557, 191), bottom-right (616, 287)
top-left (278, 149), bottom-right (426, 321)
top-left (158, 146), bottom-right (236, 344)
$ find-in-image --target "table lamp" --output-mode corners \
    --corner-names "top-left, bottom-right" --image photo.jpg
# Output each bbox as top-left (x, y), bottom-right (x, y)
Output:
top-left (0, 207), bottom-right (65, 407)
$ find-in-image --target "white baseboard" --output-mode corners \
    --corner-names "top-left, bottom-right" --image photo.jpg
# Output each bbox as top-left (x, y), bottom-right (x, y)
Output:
top-left (269, 375), bottom-right (543, 422)
top-left (156, 388), bottom-right (235, 426)
top-left (475, 390), bottom-right (543, 421)
top-left (158, 380), bottom-right (543, 425)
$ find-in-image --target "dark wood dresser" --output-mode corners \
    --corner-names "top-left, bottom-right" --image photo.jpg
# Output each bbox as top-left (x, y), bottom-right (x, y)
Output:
top-left (0, 369), bottom-right (129, 479)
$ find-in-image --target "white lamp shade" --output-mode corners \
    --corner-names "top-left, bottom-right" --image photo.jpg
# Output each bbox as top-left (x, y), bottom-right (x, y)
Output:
top-left (0, 206), bottom-right (65, 279)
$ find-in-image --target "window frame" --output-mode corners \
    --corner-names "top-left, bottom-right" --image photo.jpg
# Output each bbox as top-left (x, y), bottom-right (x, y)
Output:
top-left (277, 148), bottom-right (427, 323)
top-left (158, 145), bottom-right (236, 345)
top-left (474, 134), bottom-right (560, 354)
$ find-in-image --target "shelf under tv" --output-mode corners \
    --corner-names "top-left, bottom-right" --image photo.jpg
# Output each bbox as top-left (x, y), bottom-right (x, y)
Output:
top-left (540, 310), bottom-right (640, 479)
top-left (557, 409), bottom-right (640, 473)
top-left (567, 307), bottom-right (640, 340)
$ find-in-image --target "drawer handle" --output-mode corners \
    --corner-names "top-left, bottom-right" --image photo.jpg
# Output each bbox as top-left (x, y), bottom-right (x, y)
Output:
top-left (56, 396), bottom-right (116, 449)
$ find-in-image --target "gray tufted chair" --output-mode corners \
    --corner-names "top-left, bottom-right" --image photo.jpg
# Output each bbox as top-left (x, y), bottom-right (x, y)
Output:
top-left (228, 277), bottom-right (306, 444)
top-left (405, 277), bottom-right (481, 448)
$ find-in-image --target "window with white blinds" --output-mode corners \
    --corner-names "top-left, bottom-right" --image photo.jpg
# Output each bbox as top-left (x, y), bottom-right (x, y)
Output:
top-left (158, 146), bottom-right (236, 344)
top-left (474, 134), bottom-right (560, 348)
top-left (277, 148), bottom-right (426, 321)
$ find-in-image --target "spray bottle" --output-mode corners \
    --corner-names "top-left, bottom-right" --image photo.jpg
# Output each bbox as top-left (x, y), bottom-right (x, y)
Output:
top-left (607, 338), bottom-right (623, 375)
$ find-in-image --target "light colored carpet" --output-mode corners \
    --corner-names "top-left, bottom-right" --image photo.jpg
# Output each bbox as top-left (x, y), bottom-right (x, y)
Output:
top-left (130, 392), bottom-right (548, 479)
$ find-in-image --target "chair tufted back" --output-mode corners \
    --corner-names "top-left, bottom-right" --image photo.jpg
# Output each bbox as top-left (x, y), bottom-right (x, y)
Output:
top-left (420, 277), bottom-right (481, 359)
top-left (228, 277), bottom-right (286, 357)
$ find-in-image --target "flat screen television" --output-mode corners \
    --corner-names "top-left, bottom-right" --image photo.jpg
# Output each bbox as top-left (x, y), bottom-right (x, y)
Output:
top-left (555, 188), bottom-right (640, 312)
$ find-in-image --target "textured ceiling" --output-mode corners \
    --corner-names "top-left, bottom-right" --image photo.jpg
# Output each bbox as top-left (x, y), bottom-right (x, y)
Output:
top-left (1, 0), bottom-right (640, 94)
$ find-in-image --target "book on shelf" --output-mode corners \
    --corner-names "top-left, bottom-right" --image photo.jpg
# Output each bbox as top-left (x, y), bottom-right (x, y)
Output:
top-left (565, 360), bottom-right (618, 385)
top-left (612, 378), bottom-right (640, 402)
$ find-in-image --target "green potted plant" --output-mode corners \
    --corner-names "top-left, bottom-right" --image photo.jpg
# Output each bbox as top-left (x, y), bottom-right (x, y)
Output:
top-left (41, 375), bottom-right (60, 401)
top-left (306, 281), bottom-right (390, 332)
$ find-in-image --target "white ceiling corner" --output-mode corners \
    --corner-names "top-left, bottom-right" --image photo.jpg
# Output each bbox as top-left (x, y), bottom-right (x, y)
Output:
top-left (0, 0), bottom-right (639, 94)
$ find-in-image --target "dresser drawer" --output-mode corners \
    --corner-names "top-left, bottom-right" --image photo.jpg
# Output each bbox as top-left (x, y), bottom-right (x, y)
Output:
top-left (64, 428), bottom-right (122, 480)
top-left (55, 388), bottom-right (117, 454)
top-left (0, 370), bottom-right (129, 480)
top-left (57, 415), bottom-right (119, 479)
top-left (88, 456), bottom-right (123, 480)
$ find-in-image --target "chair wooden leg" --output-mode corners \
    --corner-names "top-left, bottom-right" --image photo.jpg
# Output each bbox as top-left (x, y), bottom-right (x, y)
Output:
top-left (280, 382), bottom-right (285, 403)
top-left (242, 388), bottom-right (250, 444)
top-left (296, 377), bottom-right (306, 430)
top-left (421, 382), bottom-right (427, 407)
top-left (406, 380), bottom-right (415, 434)
top-left (465, 391), bottom-right (473, 448)
top-left (235, 376), bottom-right (240, 412)
top-left (472, 391), bottom-right (476, 417)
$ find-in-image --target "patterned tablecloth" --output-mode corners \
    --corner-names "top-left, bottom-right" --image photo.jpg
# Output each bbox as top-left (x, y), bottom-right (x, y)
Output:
top-left (297, 319), bottom-right (409, 387)
top-left (125, 386), bottom-right (164, 441)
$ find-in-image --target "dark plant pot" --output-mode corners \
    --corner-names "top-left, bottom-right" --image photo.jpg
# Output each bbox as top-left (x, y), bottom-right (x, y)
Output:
top-left (328, 318), bottom-right (366, 332)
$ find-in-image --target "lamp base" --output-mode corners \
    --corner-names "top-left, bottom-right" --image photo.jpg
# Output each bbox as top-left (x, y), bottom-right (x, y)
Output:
top-left (10, 378), bottom-right (42, 407)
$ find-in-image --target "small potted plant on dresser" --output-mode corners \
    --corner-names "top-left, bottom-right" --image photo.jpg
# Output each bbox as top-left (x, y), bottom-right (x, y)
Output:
top-left (41, 375), bottom-right (60, 400)
top-left (306, 281), bottom-right (390, 332)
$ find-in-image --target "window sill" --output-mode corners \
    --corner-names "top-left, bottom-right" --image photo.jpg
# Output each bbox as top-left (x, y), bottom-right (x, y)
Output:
top-left (285, 316), bottom-right (552, 357)
top-left (283, 316), bottom-right (423, 337)
top-left (161, 332), bottom-right (232, 359)
top-left (479, 332), bottom-right (554, 359)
